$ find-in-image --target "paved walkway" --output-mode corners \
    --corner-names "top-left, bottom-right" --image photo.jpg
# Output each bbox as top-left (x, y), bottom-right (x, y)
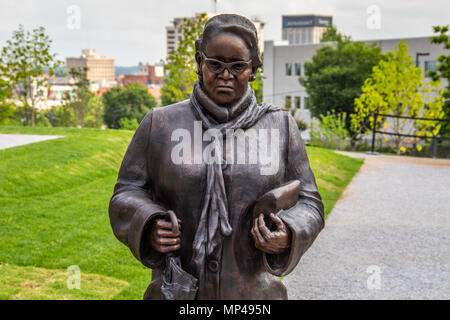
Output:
top-left (284, 152), bottom-right (450, 299)
top-left (0, 134), bottom-right (63, 150)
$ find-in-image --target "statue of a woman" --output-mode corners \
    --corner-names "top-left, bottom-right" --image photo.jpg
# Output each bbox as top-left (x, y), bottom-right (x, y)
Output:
top-left (109, 14), bottom-right (324, 300)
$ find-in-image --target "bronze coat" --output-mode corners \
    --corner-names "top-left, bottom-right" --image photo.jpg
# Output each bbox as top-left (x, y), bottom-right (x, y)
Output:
top-left (108, 99), bottom-right (324, 299)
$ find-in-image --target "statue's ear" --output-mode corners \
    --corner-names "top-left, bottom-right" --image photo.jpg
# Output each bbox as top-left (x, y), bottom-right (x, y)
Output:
top-left (195, 51), bottom-right (202, 75)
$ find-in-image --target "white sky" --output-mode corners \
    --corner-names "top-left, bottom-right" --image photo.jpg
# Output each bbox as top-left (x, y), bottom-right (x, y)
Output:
top-left (0, 0), bottom-right (448, 65)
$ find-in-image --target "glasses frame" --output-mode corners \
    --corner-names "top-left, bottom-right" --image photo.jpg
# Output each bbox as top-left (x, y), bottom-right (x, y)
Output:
top-left (200, 52), bottom-right (252, 76)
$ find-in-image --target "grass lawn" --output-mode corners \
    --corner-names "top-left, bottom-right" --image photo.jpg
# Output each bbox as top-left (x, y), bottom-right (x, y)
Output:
top-left (0, 125), bottom-right (363, 300)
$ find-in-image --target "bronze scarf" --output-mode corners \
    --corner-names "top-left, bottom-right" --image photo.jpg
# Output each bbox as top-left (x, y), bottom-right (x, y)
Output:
top-left (189, 81), bottom-right (279, 275)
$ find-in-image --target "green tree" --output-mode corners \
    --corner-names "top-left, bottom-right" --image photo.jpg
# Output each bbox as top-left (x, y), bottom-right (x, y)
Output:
top-left (103, 83), bottom-right (156, 129)
top-left (352, 41), bottom-right (445, 154)
top-left (161, 13), bottom-right (208, 106)
top-left (67, 66), bottom-right (94, 127)
top-left (320, 25), bottom-right (346, 43)
top-left (250, 68), bottom-right (263, 104)
top-left (84, 96), bottom-right (104, 128)
top-left (300, 27), bottom-right (383, 144)
top-left (0, 58), bottom-right (14, 124)
top-left (0, 25), bottom-right (62, 126)
top-left (427, 25), bottom-right (450, 136)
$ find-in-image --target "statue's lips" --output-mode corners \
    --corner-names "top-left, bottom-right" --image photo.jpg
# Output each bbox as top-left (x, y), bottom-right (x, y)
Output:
top-left (216, 86), bottom-right (234, 93)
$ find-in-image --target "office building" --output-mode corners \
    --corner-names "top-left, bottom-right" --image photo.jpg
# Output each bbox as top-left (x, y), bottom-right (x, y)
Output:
top-left (66, 49), bottom-right (115, 82)
top-left (166, 13), bottom-right (265, 59)
top-left (282, 15), bottom-right (332, 45)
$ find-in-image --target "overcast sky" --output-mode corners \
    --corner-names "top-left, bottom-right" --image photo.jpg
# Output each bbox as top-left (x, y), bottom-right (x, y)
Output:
top-left (0, 0), bottom-right (448, 66)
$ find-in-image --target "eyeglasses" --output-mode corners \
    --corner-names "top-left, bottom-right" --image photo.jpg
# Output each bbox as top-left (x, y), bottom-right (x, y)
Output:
top-left (200, 52), bottom-right (251, 76)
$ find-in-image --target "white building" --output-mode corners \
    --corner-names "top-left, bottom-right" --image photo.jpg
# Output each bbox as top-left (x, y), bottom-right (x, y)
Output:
top-left (263, 35), bottom-right (448, 134)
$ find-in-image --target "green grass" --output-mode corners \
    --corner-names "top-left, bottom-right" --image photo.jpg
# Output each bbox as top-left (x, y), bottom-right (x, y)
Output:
top-left (305, 146), bottom-right (364, 218)
top-left (0, 126), bottom-right (363, 299)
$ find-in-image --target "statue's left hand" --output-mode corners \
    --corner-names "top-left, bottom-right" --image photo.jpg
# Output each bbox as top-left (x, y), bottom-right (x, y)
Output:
top-left (251, 213), bottom-right (291, 254)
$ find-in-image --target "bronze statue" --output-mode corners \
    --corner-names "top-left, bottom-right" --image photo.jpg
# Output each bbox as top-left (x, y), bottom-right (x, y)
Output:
top-left (109, 14), bottom-right (324, 300)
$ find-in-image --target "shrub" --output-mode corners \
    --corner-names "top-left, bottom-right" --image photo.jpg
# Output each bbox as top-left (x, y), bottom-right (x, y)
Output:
top-left (119, 118), bottom-right (139, 131)
top-left (310, 111), bottom-right (349, 150)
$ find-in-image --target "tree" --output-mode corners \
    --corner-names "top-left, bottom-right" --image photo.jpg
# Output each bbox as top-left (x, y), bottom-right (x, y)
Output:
top-left (250, 68), bottom-right (263, 104)
top-left (84, 96), bottom-right (104, 128)
top-left (352, 41), bottom-right (445, 154)
top-left (161, 13), bottom-right (208, 106)
top-left (103, 83), bottom-right (156, 129)
top-left (300, 27), bottom-right (383, 144)
top-left (427, 25), bottom-right (450, 136)
top-left (320, 25), bottom-right (346, 43)
top-left (0, 57), bottom-right (14, 124)
top-left (66, 66), bottom-right (95, 127)
top-left (0, 25), bottom-right (62, 126)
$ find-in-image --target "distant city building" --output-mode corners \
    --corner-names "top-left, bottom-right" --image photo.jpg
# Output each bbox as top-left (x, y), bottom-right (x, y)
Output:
top-left (165, 13), bottom-right (265, 59)
top-left (47, 76), bottom-right (76, 101)
top-left (66, 49), bottom-right (115, 82)
top-left (117, 63), bottom-right (164, 87)
top-left (282, 15), bottom-right (332, 45)
top-left (263, 36), bottom-right (446, 139)
top-left (117, 63), bottom-right (165, 102)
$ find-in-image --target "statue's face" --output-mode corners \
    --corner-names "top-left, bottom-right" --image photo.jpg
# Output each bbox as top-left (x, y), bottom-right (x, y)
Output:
top-left (199, 32), bottom-right (252, 106)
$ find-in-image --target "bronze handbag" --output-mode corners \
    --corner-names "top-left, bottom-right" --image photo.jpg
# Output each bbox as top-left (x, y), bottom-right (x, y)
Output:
top-left (161, 210), bottom-right (198, 300)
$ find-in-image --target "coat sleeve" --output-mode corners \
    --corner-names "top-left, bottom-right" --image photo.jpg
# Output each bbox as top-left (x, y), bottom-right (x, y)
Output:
top-left (264, 112), bottom-right (325, 277)
top-left (108, 109), bottom-right (168, 269)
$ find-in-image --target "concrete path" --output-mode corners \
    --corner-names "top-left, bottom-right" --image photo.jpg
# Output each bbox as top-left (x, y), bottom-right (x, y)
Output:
top-left (0, 134), bottom-right (63, 150)
top-left (284, 152), bottom-right (450, 299)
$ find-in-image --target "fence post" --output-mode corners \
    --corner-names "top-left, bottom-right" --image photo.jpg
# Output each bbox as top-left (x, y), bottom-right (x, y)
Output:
top-left (432, 136), bottom-right (437, 158)
top-left (370, 113), bottom-right (378, 153)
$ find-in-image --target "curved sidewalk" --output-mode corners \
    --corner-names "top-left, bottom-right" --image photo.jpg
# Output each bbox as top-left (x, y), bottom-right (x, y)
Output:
top-left (284, 152), bottom-right (450, 299)
top-left (0, 134), bottom-right (63, 150)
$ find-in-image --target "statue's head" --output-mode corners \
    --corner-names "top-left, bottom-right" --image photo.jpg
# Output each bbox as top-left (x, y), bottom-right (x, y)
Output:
top-left (195, 14), bottom-right (262, 106)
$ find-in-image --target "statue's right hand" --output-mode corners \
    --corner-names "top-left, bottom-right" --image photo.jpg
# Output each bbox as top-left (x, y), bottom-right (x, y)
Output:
top-left (149, 218), bottom-right (181, 253)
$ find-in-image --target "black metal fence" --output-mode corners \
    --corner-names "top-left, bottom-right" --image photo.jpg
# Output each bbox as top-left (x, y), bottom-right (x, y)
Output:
top-left (370, 112), bottom-right (450, 157)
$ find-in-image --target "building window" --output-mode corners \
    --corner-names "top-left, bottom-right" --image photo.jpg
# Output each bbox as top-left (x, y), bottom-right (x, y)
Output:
top-left (295, 96), bottom-right (301, 109)
top-left (285, 96), bottom-right (292, 109)
top-left (167, 30), bottom-right (175, 34)
top-left (424, 61), bottom-right (436, 76)
top-left (285, 63), bottom-right (292, 76)
top-left (288, 32), bottom-right (293, 44)
top-left (303, 96), bottom-right (309, 109)
top-left (295, 30), bottom-right (300, 44)
top-left (282, 29), bottom-right (287, 40)
top-left (295, 63), bottom-right (301, 76)
top-left (308, 29), bottom-right (312, 43)
top-left (302, 29), bottom-right (306, 44)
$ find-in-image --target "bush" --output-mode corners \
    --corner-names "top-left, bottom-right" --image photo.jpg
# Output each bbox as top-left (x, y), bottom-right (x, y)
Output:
top-left (310, 111), bottom-right (349, 150)
top-left (44, 104), bottom-right (77, 127)
top-left (296, 120), bottom-right (308, 132)
top-left (119, 118), bottom-right (139, 131)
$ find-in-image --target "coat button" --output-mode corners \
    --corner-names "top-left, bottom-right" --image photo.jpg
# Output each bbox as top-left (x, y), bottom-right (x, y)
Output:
top-left (208, 260), bottom-right (219, 273)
